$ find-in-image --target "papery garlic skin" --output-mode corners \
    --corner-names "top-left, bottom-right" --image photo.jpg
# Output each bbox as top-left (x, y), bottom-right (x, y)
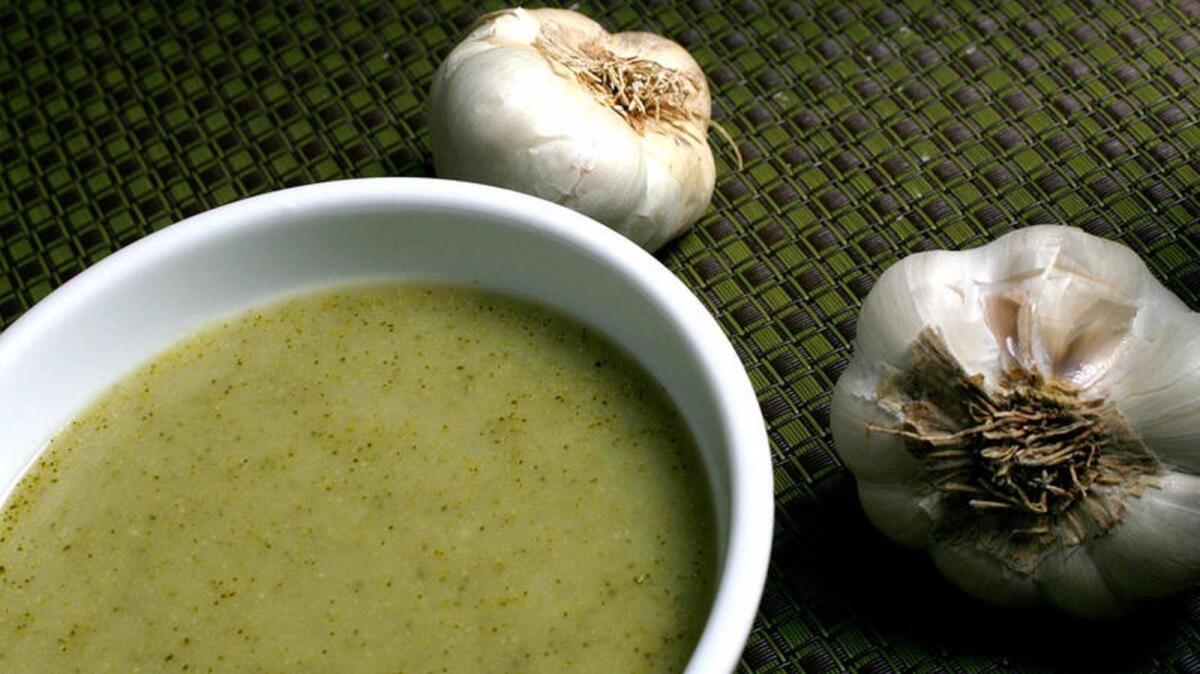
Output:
top-left (428, 8), bottom-right (716, 251)
top-left (832, 225), bottom-right (1200, 617)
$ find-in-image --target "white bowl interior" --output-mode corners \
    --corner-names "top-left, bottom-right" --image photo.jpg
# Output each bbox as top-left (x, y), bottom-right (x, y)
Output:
top-left (0, 178), bottom-right (771, 674)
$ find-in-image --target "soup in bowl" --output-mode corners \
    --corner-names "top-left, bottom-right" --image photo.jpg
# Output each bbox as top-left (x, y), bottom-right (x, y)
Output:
top-left (0, 178), bottom-right (772, 673)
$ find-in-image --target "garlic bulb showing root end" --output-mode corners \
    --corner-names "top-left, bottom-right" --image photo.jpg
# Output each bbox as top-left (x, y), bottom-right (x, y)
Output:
top-left (428, 8), bottom-right (716, 251)
top-left (832, 225), bottom-right (1200, 617)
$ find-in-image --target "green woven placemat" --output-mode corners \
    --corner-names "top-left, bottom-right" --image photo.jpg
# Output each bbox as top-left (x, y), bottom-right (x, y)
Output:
top-left (4, 0), bottom-right (1200, 672)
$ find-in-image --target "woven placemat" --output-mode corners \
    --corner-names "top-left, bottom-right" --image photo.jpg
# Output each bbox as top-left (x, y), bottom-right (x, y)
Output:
top-left (4, 1), bottom-right (1200, 672)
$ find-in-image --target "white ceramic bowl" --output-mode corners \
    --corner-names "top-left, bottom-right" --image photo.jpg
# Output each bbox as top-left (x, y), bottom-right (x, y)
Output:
top-left (0, 178), bottom-right (772, 673)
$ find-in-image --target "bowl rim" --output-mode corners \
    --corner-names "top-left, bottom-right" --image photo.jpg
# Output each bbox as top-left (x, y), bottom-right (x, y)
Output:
top-left (0, 177), bottom-right (773, 673)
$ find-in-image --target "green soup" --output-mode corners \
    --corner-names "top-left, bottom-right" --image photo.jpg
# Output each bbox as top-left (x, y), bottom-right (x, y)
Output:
top-left (0, 284), bottom-right (715, 673)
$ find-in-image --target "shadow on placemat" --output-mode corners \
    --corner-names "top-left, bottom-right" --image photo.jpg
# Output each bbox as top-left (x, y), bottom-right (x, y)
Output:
top-left (771, 475), bottom-right (1194, 673)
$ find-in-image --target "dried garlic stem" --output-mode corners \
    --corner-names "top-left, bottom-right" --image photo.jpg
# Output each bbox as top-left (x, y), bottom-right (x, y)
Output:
top-left (535, 31), bottom-right (698, 135)
top-left (871, 328), bottom-right (1161, 573)
top-left (533, 26), bottom-right (742, 169)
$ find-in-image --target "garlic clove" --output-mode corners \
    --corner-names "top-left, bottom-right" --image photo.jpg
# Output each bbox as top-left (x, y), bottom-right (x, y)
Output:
top-left (1101, 308), bottom-right (1200, 473)
top-left (1046, 297), bottom-right (1137, 390)
top-left (980, 290), bottom-right (1027, 373)
top-left (1017, 271), bottom-right (1138, 390)
top-left (930, 543), bottom-right (1040, 608)
top-left (831, 372), bottom-right (923, 483)
top-left (625, 132), bottom-right (715, 251)
top-left (1011, 227), bottom-right (1200, 396)
top-left (846, 251), bottom-right (1001, 381)
top-left (429, 34), bottom-right (646, 225)
top-left (517, 7), bottom-right (607, 40)
top-left (1105, 313), bottom-right (1200, 401)
top-left (1035, 549), bottom-right (1127, 619)
top-left (1091, 472), bottom-right (1200, 600)
top-left (1116, 365), bottom-right (1200, 473)
top-left (980, 225), bottom-right (1150, 303)
top-left (857, 480), bottom-right (934, 549)
top-left (973, 226), bottom-right (1143, 387)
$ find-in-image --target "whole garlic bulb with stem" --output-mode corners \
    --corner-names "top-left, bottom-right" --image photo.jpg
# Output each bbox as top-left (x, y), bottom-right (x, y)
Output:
top-left (832, 225), bottom-right (1200, 618)
top-left (427, 8), bottom-right (718, 252)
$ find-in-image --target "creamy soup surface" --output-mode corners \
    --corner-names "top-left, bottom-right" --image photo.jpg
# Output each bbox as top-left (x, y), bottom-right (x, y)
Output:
top-left (0, 284), bottom-right (715, 674)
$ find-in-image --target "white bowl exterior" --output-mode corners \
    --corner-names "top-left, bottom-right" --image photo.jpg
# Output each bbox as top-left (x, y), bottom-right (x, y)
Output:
top-left (0, 178), bottom-right (771, 674)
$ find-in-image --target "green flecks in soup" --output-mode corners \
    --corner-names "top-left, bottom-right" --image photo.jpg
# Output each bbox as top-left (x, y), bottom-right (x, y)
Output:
top-left (0, 284), bottom-right (715, 673)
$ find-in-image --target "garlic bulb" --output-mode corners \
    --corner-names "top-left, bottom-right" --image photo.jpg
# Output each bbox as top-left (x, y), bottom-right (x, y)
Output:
top-left (832, 225), bottom-right (1200, 617)
top-left (427, 8), bottom-right (716, 251)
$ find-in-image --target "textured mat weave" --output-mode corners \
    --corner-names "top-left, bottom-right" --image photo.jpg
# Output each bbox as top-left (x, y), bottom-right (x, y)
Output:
top-left (4, 1), bottom-right (1200, 672)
